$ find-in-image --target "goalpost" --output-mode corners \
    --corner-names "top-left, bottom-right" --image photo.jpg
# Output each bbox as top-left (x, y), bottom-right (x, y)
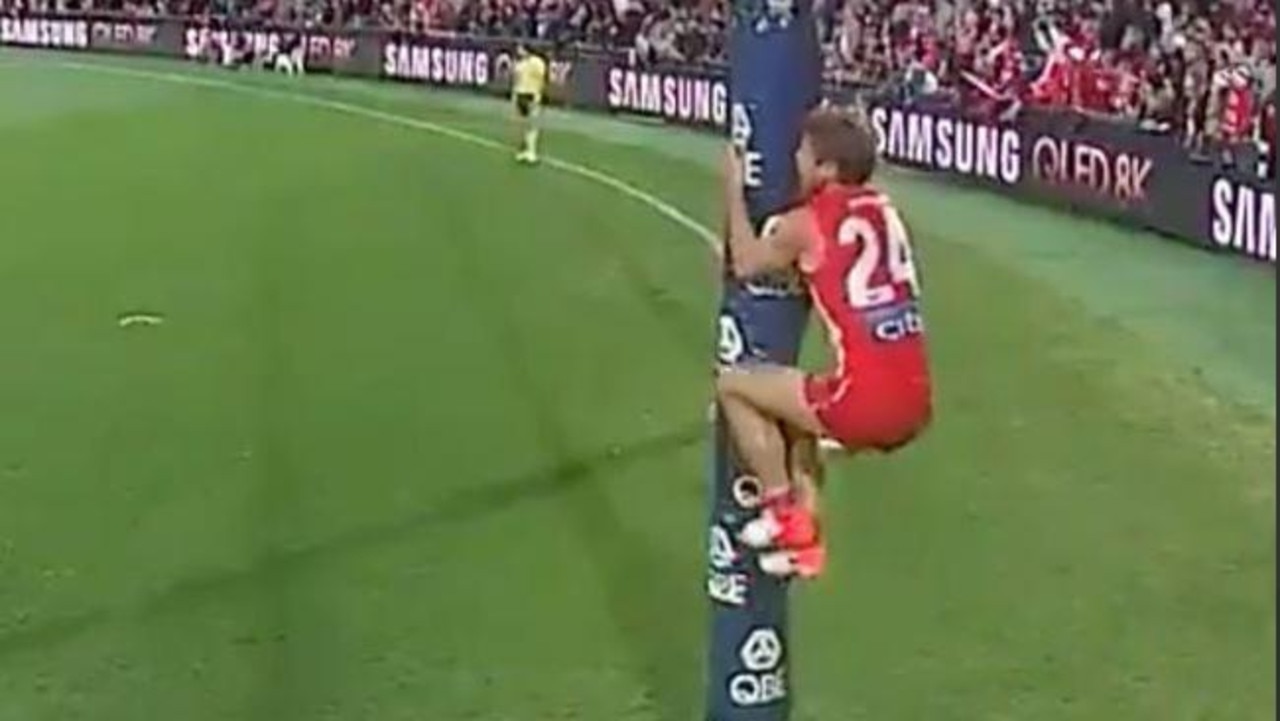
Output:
top-left (704, 0), bottom-right (821, 718)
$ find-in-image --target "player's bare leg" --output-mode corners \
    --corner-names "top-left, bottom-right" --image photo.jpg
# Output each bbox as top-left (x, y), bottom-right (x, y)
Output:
top-left (514, 103), bottom-right (541, 164)
top-left (785, 427), bottom-right (823, 514)
top-left (524, 112), bottom-right (541, 161)
top-left (718, 390), bottom-right (792, 497)
top-left (514, 114), bottom-right (532, 162)
top-left (716, 365), bottom-right (829, 577)
top-left (518, 117), bottom-right (533, 161)
top-left (716, 364), bottom-right (826, 452)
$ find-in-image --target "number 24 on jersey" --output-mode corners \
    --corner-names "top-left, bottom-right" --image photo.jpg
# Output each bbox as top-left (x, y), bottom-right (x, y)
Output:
top-left (838, 204), bottom-right (921, 309)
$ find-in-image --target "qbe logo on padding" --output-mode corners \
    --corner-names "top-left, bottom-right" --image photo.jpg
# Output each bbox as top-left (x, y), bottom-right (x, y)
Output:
top-left (708, 525), bottom-right (737, 570)
top-left (707, 524), bottom-right (748, 606)
top-left (729, 628), bottom-right (787, 706)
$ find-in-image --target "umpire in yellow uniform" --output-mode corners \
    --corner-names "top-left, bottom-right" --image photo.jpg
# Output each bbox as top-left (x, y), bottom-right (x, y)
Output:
top-left (512, 44), bottom-right (548, 164)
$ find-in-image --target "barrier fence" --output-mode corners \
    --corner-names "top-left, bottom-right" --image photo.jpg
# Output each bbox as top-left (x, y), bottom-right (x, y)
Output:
top-left (2, 12), bottom-right (1274, 264)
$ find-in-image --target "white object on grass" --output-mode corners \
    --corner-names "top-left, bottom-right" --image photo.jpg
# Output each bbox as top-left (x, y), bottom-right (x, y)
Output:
top-left (117, 313), bottom-right (165, 328)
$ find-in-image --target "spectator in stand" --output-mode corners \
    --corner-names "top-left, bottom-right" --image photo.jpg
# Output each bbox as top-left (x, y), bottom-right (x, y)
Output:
top-left (1215, 64), bottom-right (1255, 157)
top-left (1140, 67), bottom-right (1181, 129)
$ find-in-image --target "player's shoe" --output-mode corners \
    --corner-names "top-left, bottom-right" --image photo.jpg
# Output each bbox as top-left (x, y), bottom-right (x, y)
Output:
top-left (739, 496), bottom-right (818, 549)
top-left (739, 491), bottom-right (826, 579)
top-left (516, 150), bottom-right (539, 165)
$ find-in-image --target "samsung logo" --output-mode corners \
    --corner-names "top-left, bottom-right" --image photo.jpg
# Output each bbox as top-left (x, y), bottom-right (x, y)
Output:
top-left (606, 69), bottom-right (728, 127)
top-left (0, 18), bottom-right (88, 48)
top-left (869, 107), bottom-right (1020, 185)
top-left (1210, 178), bottom-right (1276, 262)
top-left (383, 43), bottom-right (490, 87)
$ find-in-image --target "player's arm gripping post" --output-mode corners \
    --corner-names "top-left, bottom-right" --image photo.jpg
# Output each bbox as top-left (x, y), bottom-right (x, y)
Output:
top-left (704, 0), bottom-right (820, 718)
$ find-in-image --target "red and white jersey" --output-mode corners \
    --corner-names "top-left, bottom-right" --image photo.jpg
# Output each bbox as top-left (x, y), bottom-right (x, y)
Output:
top-left (1029, 38), bottom-right (1077, 107)
top-left (1218, 69), bottom-right (1256, 141)
top-left (986, 37), bottom-right (1023, 92)
top-left (799, 184), bottom-right (931, 387)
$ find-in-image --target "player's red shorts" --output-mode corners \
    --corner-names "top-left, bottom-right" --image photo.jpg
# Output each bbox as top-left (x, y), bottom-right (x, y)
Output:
top-left (803, 371), bottom-right (932, 451)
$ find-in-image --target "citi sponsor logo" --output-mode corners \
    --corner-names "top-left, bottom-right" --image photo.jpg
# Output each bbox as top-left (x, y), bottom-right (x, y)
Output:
top-left (606, 69), bottom-right (728, 127)
top-left (1210, 178), bottom-right (1276, 262)
top-left (382, 43), bottom-right (490, 87)
top-left (869, 107), bottom-right (1021, 185)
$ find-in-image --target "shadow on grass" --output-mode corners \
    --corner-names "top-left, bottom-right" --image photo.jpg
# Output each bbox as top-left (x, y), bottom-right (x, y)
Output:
top-left (0, 423), bottom-right (705, 665)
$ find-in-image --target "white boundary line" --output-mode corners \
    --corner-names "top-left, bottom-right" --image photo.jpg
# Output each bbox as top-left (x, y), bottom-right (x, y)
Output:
top-left (25, 58), bottom-right (720, 248)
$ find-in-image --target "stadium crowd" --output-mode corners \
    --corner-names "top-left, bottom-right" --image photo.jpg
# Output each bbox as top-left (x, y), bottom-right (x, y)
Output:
top-left (5, 0), bottom-right (1274, 155)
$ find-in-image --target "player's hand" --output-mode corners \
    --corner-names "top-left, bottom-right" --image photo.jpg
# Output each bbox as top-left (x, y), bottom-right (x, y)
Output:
top-left (722, 144), bottom-right (745, 192)
top-left (710, 240), bottom-right (726, 277)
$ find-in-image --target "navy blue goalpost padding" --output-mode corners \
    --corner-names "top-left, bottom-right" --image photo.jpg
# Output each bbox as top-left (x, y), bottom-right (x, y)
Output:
top-left (704, 0), bottom-right (821, 718)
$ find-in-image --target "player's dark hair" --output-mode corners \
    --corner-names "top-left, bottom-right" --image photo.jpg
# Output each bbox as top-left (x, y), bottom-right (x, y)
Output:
top-left (802, 107), bottom-right (877, 185)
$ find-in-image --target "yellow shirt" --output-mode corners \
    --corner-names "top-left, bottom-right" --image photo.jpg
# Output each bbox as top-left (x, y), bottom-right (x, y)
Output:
top-left (513, 55), bottom-right (548, 102)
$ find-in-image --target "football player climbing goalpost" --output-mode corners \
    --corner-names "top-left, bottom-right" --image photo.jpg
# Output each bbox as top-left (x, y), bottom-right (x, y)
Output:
top-left (704, 0), bottom-right (820, 718)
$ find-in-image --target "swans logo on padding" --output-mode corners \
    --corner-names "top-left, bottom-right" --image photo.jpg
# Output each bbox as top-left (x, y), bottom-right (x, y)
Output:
top-left (869, 107), bottom-right (1021, 185)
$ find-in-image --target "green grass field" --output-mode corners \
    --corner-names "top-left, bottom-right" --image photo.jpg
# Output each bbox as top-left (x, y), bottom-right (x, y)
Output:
top-left (0, 50), bottom-right (1274, 721)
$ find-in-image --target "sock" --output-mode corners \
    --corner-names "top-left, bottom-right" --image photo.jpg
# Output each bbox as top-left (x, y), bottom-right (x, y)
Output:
top-left (762, 485), bottom-right (792, 507)
top-left (526, 128), bottom-right (539, 156)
